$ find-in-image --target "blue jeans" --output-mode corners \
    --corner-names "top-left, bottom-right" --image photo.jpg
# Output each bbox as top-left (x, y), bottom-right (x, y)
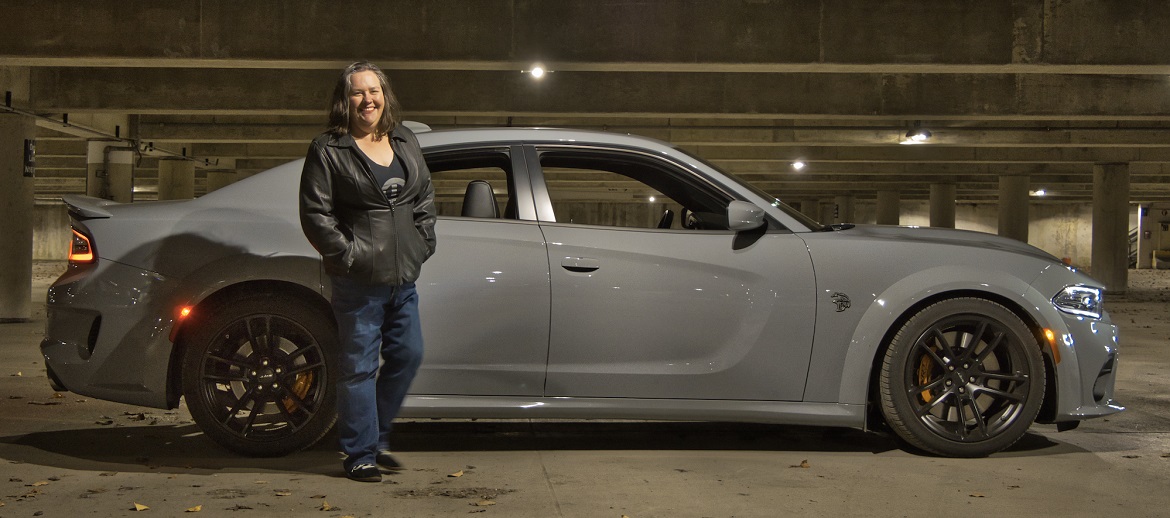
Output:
top-left (329, 276), bottom-right (424, 469)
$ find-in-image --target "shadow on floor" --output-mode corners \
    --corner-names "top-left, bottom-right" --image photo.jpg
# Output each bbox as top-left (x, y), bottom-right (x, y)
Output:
top-left (0, 420), bottom-right (1077, 475)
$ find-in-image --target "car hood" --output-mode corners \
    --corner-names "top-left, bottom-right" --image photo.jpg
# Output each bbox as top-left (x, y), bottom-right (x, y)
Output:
top-left (821, 224), bottom-right (1062, 264)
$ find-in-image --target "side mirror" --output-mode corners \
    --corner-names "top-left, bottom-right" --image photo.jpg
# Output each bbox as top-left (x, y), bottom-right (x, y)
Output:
top-left (727, 200), bottom-right (765, 231)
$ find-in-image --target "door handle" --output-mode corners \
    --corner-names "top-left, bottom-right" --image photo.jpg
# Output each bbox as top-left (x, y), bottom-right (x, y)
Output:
top-left (561, 256), bottom-right (600, 273)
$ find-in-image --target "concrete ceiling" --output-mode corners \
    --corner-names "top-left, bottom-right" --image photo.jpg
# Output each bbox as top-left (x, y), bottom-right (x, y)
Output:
top-left (4, 0), bottom-right (1170, 204)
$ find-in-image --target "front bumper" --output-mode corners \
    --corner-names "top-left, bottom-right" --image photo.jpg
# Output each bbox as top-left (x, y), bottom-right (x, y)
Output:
top-left (1046, 309), bottom-right (1124, 422)
top-left (41, 260), bottom-right (178, 409)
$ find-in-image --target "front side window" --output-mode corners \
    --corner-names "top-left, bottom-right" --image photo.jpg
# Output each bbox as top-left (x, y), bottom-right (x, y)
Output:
top-left (537, 147), bottom-right (734, 230)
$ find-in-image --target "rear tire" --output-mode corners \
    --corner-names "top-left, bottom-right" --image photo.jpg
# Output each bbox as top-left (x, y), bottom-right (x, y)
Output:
top-left (879, 298), bottom-right (1045, 457)
top-left (181, 294), bottom-right (337, 456)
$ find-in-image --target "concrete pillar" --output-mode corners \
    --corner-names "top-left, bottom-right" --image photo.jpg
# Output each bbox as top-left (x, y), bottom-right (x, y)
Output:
top-left (930, 183), bottom-right (956, 228)
top-left (834, 195), bottom-right (855, 224)
top-left (205, 159), bottom-right (238, 193)
top-left (1092, 163), bottom-right (1130, 294)
top-left (799, 198), bottom-right (820, 221)
top-left (157, 158), bottom-right (196, 200)
top-left (819, 198), bottom-right (835, 225)
top-left (0, 113), bottom-right (36, 322)
top-left (87, 140), bottom-right (135, 202)
top-left (998, 175), bottom-right (1030, 242)
top-left (876, 190), bottom-right (900, 225)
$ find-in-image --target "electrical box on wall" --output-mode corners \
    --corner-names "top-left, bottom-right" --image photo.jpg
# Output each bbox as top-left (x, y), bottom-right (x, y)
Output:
top-left (1137, 202), bottom-right (1170, 269)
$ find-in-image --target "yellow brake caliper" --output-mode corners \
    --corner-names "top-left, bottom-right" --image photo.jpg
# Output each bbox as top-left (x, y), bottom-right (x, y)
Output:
top-left (918, 350), bottom-right (937, 403)
top-left (282, 372), bottom-right (314, 413)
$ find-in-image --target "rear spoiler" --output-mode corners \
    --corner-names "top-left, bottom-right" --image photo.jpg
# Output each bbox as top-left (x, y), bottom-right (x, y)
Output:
top-left (61, 194), bottom-right (118, 220)
top-left (403, 121), bottom-right (432, 133)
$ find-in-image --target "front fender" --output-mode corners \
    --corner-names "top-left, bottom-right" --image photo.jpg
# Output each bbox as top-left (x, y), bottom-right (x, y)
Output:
top-left (830, 264), bottom-right (1044, 405)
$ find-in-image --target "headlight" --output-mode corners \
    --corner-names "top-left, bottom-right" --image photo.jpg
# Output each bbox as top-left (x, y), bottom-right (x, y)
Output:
top-left (1052, 285), bottom-right (1103, 319)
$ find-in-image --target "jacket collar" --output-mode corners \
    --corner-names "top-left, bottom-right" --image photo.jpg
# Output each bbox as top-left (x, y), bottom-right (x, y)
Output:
top-left (326, 126), bottom-right (407, 149)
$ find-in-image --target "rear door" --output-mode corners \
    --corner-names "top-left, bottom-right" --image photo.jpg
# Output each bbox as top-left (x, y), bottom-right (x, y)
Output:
top-left (412, 145), bottom-right (551, 397)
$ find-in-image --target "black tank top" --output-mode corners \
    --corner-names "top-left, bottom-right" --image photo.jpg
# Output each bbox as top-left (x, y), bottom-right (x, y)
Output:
top-left (357, 147), bottom-right (407, 199)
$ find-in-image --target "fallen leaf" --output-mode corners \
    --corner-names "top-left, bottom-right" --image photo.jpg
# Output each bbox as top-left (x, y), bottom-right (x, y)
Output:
top-left (9, 478), bottom-right (22, 482)
top-left (320, 500), bottom-right (333, 511)
top-left (13, 372), bottom-right (21, 376)
top-left (99, 472), bottom-right (118, 477)
top-left (186, 505), bottom-right (202, 512)
top-left (1161, 453), bottom-right (1170, 458)
top-left (790, 460), bottom-right (810, 469)
top-left (448, 470), bottom-right (464, 478)
top-left (225, 504), bottom-right (252, 511)
top-left (29, 481), bottom-right (50, 487)
top-left (52, 393), bottom-right (65, 399)
top-left (1122, 455), bottom-right (1141, 459)
top-left (133, 503), bottom-right (150, 511)
top-left (310, 494), bottom-right (327, 499)
top-left (473, 500), bottom-right (496, 507)
top-left (274, 491), bottom-right (292, 497)
top-left (970, 493), bottom-right (986, 498)
top-left (96, 420), bottom-right (114, 425)
top-left (86, 488), bottom-right (108, 494)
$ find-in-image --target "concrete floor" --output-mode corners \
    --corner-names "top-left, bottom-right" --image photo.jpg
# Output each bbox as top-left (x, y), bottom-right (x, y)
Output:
top-left (2, 263), bottom-right (1168, 517)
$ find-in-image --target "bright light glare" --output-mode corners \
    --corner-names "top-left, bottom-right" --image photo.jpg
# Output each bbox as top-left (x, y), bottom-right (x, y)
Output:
top-left (792, 161), bottom-right (806, 171)
top-left (649, 196), bottom-right (656, 202)
top-left (1030, 189), bottom-right (1047, 197)
top-left (530, 66), bottom-right (545, 79)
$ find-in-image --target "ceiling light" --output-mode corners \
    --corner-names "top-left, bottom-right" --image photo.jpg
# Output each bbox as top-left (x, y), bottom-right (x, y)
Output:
top-left (900, 121), bottom-right (932, 145)
top-left (1030, 189), bottom-right (1048, 197)
top-left (792, 161), bottom-right (806, 171)
top-left (901, 127), bottom-right (932, 144)
top-left (525, 64), bottom-right (548, 79)
top-left (648, 196), bottom-right (656, 202)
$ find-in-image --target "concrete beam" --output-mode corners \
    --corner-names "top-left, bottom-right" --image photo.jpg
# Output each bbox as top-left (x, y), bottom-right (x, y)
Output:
top-left (4, 1), bottom-right (1170, 70)
top-left (25, 68), bottom-right (1170, 119)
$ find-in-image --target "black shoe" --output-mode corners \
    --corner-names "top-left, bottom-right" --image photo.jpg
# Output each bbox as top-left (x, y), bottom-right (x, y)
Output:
top-left (346, 462), bottom-right (382, 482)
top-left (376, 451), bottom-right (404, 471)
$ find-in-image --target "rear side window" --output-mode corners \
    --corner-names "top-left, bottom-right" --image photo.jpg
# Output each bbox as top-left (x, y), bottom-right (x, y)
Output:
top-left (424, 148), bottom-right (519, 219)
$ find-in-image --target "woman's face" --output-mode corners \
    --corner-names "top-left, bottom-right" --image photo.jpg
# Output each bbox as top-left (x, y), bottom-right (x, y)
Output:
top-left (348, 70), bottom-right (384, 134)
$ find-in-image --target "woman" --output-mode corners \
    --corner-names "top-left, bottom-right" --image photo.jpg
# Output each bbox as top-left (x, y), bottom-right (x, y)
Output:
top-left (299, 61), bottom-right (436, 482)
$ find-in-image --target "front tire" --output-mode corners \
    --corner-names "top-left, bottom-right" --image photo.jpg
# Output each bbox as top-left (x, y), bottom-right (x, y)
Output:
top-left (879, 298), bottom-right (1045, 457)
top-left (181, 294), bottom-right (338, 456)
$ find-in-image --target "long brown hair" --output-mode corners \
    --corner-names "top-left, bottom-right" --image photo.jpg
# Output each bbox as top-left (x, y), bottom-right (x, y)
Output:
top-left (327, 61), bottom-right (401, 138)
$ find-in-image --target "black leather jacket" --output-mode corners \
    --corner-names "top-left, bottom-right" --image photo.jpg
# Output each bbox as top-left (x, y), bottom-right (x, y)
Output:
top-left (299, 125), bottom-right (437, 284)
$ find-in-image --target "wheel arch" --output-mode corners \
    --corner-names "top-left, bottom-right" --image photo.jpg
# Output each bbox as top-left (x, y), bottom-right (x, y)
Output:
top-left (861, 289), bottom-right (1056, 431)
top-left (166, 279), bottom-right (332, 408)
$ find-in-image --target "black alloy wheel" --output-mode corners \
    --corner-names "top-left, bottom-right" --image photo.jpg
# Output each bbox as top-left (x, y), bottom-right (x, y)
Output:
top-left (181, 295), bottom-right (337, 456)
top-left (879, 298), bottom-right (1045, 457)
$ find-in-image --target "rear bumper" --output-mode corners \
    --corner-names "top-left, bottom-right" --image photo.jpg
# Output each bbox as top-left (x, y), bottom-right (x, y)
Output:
top-left (40, 260), bottom-right (178, 409)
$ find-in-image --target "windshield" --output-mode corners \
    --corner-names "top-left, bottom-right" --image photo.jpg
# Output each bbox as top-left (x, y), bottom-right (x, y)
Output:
top-left (690, 154), bottom-right (822, 231)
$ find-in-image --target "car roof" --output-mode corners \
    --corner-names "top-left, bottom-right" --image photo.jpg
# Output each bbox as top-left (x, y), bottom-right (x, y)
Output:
top-left (416, 126), bottom-right (678, 155)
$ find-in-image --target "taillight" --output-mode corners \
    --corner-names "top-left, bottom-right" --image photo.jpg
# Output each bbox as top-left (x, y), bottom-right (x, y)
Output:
top-left (69, 228), bottom-right (95, 264)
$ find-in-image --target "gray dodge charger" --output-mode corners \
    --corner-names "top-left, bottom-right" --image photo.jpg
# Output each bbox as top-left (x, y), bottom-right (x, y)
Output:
top-left (42, 126), bottom-right (1122, 458)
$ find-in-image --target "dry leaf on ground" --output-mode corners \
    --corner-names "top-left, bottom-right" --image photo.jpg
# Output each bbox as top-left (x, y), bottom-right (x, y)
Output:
top-left (790, 460), bottom-right (810, 468)
top-left (133, 503), bottom-right (150, 511)
top-left (970, 493), bottom-right (986, 498)
top-left (473, 500), bottom-right (496, 507)
top-left (185, 505), bottom-right (202, 512)
top-left (320, 500), bottom-right (333, 511)
top-left (448, 470), bottom-right (464, 478)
